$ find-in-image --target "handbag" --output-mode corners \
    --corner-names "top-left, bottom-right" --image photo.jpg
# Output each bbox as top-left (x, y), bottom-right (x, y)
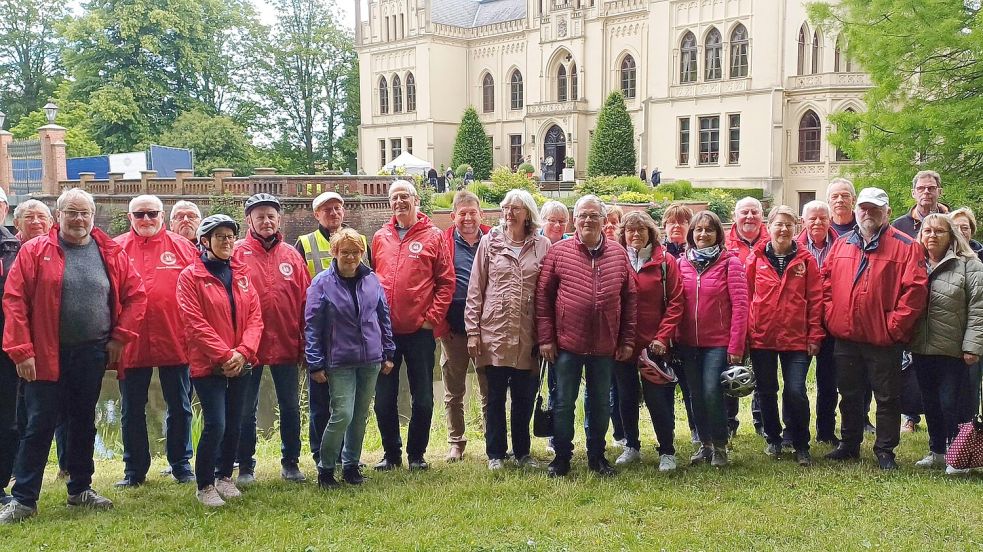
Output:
top-left (532, 359), bottom-right (554, 438)
top-left (945, 379), bottom-right (983, 470)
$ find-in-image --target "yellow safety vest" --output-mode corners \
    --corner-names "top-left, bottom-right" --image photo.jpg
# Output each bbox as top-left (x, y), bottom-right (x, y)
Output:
top-left (298, 230), bottom-right (368, 277)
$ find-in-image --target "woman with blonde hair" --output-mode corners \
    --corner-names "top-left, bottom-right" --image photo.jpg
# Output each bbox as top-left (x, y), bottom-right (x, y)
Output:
top-left (909, 213), bottom-right (983, 472)
top-left (305, 228), bottom-right (395, 488)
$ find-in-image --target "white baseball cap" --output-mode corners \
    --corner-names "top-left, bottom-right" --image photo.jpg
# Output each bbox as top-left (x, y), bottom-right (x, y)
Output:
top-left (856, 187), bottom-right (889, 208)
top-left (312, 191), bottom-right (344, 211)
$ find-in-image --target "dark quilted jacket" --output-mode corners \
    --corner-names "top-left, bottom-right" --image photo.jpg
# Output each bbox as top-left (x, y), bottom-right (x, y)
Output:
top-left (535, 233), bottom-right (637, 356)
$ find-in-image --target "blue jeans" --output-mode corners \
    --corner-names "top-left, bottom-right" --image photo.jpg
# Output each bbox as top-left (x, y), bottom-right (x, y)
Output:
top-left (553, 350), bottom-right (613, 461)
top-left (679, 346), bottom-right (729, 447)
top-left (0, 353), bottom-right (18, 496)
top-left (641, 380), bottom-right (676, 455)
top-left (583, 381), bottom-right (624, 444)
top-left (750, 349), bottom-right (811, 451)
top-left (375, 329), bottom-right (435, 462)
top-left (484, 366), bottom-right (538, 460)
top-left (608, 361), bottom-right (642, 450)
top-left (913, 354), bottom-right (966, 454)
top-left (193, 375), bottom-right (248, 491)
top-left (318, 364), bottom-right (381, 472)
top-left (675, 360), bottom-right (700, 442)
top-left (237, 363), bottom-right (302, 472)
top-left (119, 365), bottom-right (193, 480)
top-left (12, 341), bottom-right (107, 508)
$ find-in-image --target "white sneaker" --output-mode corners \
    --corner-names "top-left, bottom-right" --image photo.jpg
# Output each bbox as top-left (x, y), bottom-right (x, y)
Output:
top-left (615, 447), bottom-right (641, 465)
top-left (613, 438), bottom-right (628, 449)
top-left (487, 459), bottom-right (504, 471)
top-left (946, 464), bottom-right (971, 475)
top-left (914, 452), bottom-right (946, 468)
top-left (658, 454), bottom-right (677, 472)
top-left (196, 485), bottom-right (226, 508)
top-left (514, 455), bottom-right (541, 469)
top-left (214, 477), bottom-right (241, 500)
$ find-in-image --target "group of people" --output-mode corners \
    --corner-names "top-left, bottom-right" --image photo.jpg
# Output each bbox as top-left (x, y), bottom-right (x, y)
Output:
top-left (0, 168), bottom-right (980, 523)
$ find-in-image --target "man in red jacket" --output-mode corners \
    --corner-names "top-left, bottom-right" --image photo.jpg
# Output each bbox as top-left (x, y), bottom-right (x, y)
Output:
top-left (822, 187), bottom-right (928, 470)
top-left (0, 188), bottom-right (147, 524)
top-left (112, 195), bottom-right (199, 488)
top-left (233, 194), bottom-right (311, 484)
top-left (725, 196), bottom-right (768, 437)
top-left (372, 180), bottom-right (455, 471)
top-left (535, 195), bottom-right (637, 478)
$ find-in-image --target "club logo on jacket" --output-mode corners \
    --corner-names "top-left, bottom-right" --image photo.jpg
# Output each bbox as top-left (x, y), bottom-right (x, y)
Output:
top-left (408, 241), bottom-right (423, 255)
top-left (792, 264), bottom-right (806, 277)
top-left (237, 276), bottom-right (250, 291)
top-left (279, 262), bottom-right (294, 277)
top-left (160, 251), bottom-right (177, 265)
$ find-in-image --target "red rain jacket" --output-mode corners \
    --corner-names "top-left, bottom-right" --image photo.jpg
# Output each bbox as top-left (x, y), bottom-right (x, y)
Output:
top-left (115, 229), bottom-right (199, 372)
top-left (631, 244), bottom-right (685, 359)
top-left (745, 243), bottom-right (825, 352)
top-left (372, 213), bottom-right (454, 337)
top-left (176, 257), bottom-right (264, 378)
top-left (2, 227), bottom-right (147, 381)
top-left (233, 232), bottom-right (310, 365)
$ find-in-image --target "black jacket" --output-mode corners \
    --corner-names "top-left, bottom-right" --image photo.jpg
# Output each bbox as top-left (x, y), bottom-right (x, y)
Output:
top-left (0, 226), bottom-right (22, 331)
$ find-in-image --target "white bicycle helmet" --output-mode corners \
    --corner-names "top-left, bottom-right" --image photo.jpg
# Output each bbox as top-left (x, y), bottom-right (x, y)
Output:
top-left (720, 364), bottom-right (756, 398)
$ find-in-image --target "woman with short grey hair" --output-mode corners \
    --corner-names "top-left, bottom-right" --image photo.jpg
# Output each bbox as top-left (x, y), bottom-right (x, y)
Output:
top-left (540, 200), bottom-right (569, 244)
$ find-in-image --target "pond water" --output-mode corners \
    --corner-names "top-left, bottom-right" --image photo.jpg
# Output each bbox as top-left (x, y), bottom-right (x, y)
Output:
top-left (92, 352), bottom-right (482, 459)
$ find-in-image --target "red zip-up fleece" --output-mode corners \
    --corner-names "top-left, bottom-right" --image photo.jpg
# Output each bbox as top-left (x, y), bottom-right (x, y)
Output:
top-left (233, 232), bottom-right (311, 365)
top-left (176, 257), bottom-right (264, 378)
top-left (535, 233), bottom-right (637, 356)
top-left (372, 213), bottom-right (455, 337)
top-left (115, 228), bottom-right (199, 373)
top-left (745, 242), bottom-right (824, 352)
top-left (3, 227), bottom-right (148, 381)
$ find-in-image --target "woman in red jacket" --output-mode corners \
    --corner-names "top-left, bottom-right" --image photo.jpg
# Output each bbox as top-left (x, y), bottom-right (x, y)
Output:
top-left (676, 210), bottom-right (748, 467)
top-left (176, 215), bottom-right (263, 508)
top-left (746, 206), bottom-right (824, 467)
top-left (612, 212), bottom-right (685, 471)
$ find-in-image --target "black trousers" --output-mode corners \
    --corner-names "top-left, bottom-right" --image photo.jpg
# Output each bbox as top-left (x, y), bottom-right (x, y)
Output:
top-left (835, 340), bottom-right (903, 456)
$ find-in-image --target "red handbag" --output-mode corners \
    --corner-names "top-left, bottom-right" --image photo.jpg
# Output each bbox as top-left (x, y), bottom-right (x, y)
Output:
top-left (946, 416), bottom-right (983, 470)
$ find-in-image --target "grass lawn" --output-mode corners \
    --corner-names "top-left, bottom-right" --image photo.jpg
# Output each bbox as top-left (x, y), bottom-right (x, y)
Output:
top-left (4, 384), bottom-right (983, 551)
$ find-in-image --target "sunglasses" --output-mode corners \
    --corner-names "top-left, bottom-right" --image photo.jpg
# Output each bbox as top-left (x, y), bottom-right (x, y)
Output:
top-left (131, 211), bottom-right (161, 219)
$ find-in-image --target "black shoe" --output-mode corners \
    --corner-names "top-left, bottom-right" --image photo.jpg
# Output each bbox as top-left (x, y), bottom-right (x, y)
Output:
top-left (764, 443), bottom-right (782, 459)
top-left (317, 470), bottom-right (340, 489)
top-left (587, 457), bottom-right (616, 477)
top-left (0, 494), bottom-right (12, 506)
top-left (876, 452), bottom-right (899, 471)
top-left (781, 438), bottom-right (793, 449)
top-left (824, 444), bottom-right (860, 461)
top-left (547, 458), bottom-right (570, 478)
top-left (173, 472), bottom-right (196, 484)
top-left (280, 461), bottom-right (307, 482)
top-left (408, 458), bottom-right (430, 471)
top-left (816, 435), bottom-right (840, 446)
top-left (113, 477), bottom-right (144, 489)
top-left (342, 466), bottom-right (365, 485)
top-left (864, 422), bottom-right (876, 434)
top-left (373, 458), bottom-right (402, 471)
top-left (796, 450), bottom-right (812, 467)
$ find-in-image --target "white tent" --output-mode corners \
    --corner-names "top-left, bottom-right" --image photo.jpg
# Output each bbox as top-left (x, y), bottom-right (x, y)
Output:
top-left (383, 152), bottom-right (431, 175)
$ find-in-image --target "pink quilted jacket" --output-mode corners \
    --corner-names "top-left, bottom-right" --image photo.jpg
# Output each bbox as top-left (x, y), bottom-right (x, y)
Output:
top-left (675, 249), bottom-right (749, 357)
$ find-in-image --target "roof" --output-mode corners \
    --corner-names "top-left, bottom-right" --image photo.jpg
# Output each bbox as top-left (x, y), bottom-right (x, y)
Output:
top-left (431, 0), bottom-right (526, 28)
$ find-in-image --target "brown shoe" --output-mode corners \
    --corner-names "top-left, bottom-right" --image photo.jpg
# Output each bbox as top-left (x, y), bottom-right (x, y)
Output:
top-left (446, 443), bottom-right (466, 462)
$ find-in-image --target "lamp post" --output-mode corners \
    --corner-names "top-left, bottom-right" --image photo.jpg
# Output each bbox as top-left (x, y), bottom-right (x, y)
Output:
top-left (43, 102), bottom-right (58, 124)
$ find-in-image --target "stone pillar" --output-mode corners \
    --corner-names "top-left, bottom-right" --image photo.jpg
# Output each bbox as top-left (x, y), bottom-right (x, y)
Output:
top-left (39, 124), bottom-right (67, 195)
top-left (78, 172), bottom-right (95, 190)
top-left (140, 170), bottom-right (157, 194)
top-left (108, 172), bottom-right (123, 195)
top-left (174, 169), bottom-right (192, 195)
top-left (253, 167), bottom-right (277, 175)
top-left (0, 130), bottom-right (12, 195)
top-left (211, 168), bottom-right (234, 194)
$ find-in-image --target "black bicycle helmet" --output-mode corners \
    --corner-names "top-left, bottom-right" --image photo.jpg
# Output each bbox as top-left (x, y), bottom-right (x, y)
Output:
top-left (244, 193), bottom-right (281, 215)
top-left (196, 214), bottom-right (240, 241)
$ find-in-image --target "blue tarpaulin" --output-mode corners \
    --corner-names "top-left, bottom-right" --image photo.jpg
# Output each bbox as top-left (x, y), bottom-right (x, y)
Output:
top-left (148, 145), bottom-right (193, 177)
top-left (67, 155), bottom-right (112, 179)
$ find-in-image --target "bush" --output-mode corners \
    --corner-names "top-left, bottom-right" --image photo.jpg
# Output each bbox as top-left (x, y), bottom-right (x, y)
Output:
top-left (700, 187), bottom-right (764, 200)
top-left (563, 156), bottom-right (575, 169)
top-left (517, 163), bottom-right (535, 175)
top-left (575, 175), bottom-right (647, 197)
top-left (455, 164), bottom-right (471, 178)
top-left (612, 191), bottom-right (653, 204)
top-left (647, 200), bottom-right (673, 225)
top-left (692, 189), bottom-right (737, 223)
top-left (658, 180), bottom-right (694, 199)
top-left (484, 167), bottom-right (539, 204)
top-left (413, 175), bottom-right (435, 215)
top-left (587, 91), bottom-right (636, 176)
top-left (207, 193), bottom-right (245, 231)
top-left (433, 191), bottom-right (454, 210)
top-left (109, 209), bottom-right (130, 236)
top-left (451, 106), bottom-right (493, 179)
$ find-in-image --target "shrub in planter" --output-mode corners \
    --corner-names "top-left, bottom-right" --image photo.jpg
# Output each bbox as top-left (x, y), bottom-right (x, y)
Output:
top-left (517, 162), bottom-right (535, 175)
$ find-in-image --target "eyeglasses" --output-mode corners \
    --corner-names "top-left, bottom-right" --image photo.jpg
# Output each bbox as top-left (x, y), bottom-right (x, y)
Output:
top-left (211, 234), bottom-right (237, 242)
top-left (575, 213), bottom-right (602, 222)
top-left (389, 193), bottom-right (415, 201)
top-left (172, 213), bottom-right (200, 221)
top-left (336, 250), bottom-right (361, 258)
top-left (771, 222), bottom-right (796, 229)
top-left (21, 214), bottom-right (49, 223)
top-left (62, 210), bottom-right (93, 220)
top-left (131, 211), bottom-right (161, 219)
top-left (915, 186), bottom-right (939, 194)
top-left (921, 228), bottom-right (949, 236)
top-left (502, 206), bottom-right (525, 213)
